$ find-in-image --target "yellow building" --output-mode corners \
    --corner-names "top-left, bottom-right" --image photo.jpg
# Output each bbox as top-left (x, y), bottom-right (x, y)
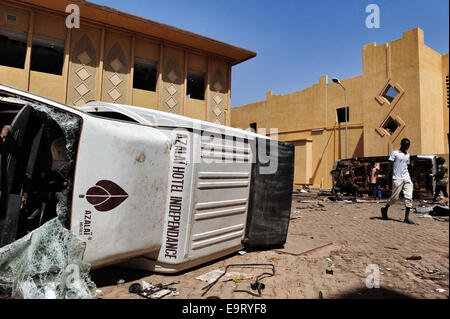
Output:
top-left (231, 28), bottom-right (449, 189)
top-left (0, 0), bottom-right (255, 125)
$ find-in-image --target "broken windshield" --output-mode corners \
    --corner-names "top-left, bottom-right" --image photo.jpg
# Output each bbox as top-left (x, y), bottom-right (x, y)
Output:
top-left (0, 100), bottom-right (81, 247)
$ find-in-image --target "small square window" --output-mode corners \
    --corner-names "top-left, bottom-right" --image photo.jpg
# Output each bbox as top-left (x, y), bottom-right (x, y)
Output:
top-left (250, 122), bottom-right (257, 132)
top-left (383, 85), bottom-right (399, 103)
top-left (336, 107), bottom-right (349, 123)
top-left (186, 69), bottom-right (205, 100)
top-left (383, 116), bottom-right (400, 135)
top-left (133, 58), bottom-right (157, 92)
top-left (6, 14), bottom-right (18, 23)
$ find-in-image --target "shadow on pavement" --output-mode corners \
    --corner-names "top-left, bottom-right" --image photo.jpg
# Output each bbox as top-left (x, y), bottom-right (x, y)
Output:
top-left (90, 266), bottom-right (152, 287)
top-left (334, 287), bottom-right (416, 299)
top-left (369, 216), bottom-right (405, 223)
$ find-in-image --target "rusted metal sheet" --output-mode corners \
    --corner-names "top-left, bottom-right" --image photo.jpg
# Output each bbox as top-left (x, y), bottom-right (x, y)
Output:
top-left (331, 155), bottom-right (436, 199)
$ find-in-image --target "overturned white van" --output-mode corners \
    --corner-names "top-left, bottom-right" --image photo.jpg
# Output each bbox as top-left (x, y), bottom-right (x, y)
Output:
top-left (0, 84), bottom-right (294, 274)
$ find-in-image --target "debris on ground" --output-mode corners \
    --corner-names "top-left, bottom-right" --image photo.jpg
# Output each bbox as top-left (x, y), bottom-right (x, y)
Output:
top-left (201, 264), bottom-right (274, 297)
top-left (325, 269), bottom-right (334, 275)
top-left (196, 269), bottom-right (225, 283)
top-left (117, 279), bottom-right (125, 287)
top-left (433, 216), bottom-right (449, 222)
top-left (414, 206), bottom-right (434, 214)
top-left (406, 256), bottom-right (422, 261)
top-left (418, 214), bottom-right (433, 219)
top-left (128, 281), bottom-right (179, 299)
top-left (328, 196), bottom-right (343, 202)
top-left (431, 205), bottom-right (449, 216)
top-left (196, 269), bottom-right (253, 284)
top-left (414, 204), bottom-right (449, 218)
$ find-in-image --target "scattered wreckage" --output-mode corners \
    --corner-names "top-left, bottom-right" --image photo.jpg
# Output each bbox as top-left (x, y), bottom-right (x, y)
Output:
top-left (331, 155), bottom-right (439, 199)
top-left (0, 84), bottom-right (294, 298)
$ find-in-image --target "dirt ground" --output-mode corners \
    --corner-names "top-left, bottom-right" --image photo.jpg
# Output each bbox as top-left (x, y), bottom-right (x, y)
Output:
top-left (93, 194), bottom-right (449, 300)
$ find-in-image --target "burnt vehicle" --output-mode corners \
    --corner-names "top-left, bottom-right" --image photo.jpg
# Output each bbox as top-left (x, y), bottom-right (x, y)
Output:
top-left (331, 155), bottom-right (437, 199)
top-left (0, 84), bottom-right (294, 274)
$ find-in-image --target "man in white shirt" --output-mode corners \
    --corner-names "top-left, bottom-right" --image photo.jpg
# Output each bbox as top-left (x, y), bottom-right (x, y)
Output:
top-left (381, 138), bottom-right (415, 224)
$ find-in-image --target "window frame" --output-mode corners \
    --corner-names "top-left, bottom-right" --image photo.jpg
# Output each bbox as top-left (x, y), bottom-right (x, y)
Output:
top-left (186, 69), bottom-right (206, 101)
top-left (30, 34), bottom-right (65, 75)
top-left (133, 57), bottom-right (158, 92)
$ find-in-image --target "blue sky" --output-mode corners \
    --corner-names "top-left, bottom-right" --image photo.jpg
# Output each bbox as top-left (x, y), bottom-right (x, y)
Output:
top-left (93, 0), bottom-right (449, 107)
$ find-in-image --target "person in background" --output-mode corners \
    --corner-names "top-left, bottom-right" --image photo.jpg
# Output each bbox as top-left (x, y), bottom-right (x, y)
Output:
top-left (343, 167), bottom-right (358, 199)
top-left (370, 161), bottom-right (382, 201)
top-left (380, 138), bottom-right (415, 224)
top-left (433, 157), bottom-right (448, 203)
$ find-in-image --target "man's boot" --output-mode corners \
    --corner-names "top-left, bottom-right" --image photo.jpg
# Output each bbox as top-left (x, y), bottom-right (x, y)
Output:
top-left (381, 206), bottom-right (388, 220)
top-left (404, 207), bottom-right (415, 224)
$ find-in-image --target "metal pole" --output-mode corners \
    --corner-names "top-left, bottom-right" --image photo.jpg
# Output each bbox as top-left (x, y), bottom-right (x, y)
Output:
top-left (344, 88), bottom-right (348, 159)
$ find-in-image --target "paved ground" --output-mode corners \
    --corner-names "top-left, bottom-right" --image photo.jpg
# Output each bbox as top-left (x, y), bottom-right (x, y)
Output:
top-left (94, 196), bottom-right (449, 299)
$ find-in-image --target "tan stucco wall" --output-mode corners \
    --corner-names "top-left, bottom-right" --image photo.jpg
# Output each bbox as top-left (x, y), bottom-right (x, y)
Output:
top-left (231, 28), bottom-right (448, 189)
top-left (442, 54), bottom-right (449, 154)
top-left (230, 98), bottom-right (266, 131)
top-left (418, 31), bottom-right (446, 155)
top-left (363, 29), bottom-right (423, 157)
top-left (28, 12), bottom-right (67, 102)
top-left (132, 89), bottom-right (158, 109)
top-left (185, 98), bottom-right (206, 121)
top-left (232, 75), bottom-right (365, 188)
top-left (0, 3), bottom-right (31, 93)
top-left (0, 3), bottom-right (29, 33)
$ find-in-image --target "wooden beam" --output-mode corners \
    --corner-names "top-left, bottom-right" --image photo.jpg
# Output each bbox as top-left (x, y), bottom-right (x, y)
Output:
top-left (157, 44), bottom-right (163, 110)
top-left (24, 9), bottom-right (34, 91)
top-left (97, 27), bottom-right (105, 100)
top-left (183, 50), bottom-right (188, 116)
top-left (62, 28), bottom-right (71, 104)
top-left (226, 62), bottom-right (231, 126)
top-left (205, 56), bottom-right (211, 122)
top-left (128, 35), bottom-right (135, 105)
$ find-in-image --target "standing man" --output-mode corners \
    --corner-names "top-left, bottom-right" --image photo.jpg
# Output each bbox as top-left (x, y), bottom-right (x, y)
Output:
top-left (381, 138), bottom-right (415, 224)
top-left (432, 157), bottom-right (448, 203)
top-left (370, 161), bottom-right (382, 201)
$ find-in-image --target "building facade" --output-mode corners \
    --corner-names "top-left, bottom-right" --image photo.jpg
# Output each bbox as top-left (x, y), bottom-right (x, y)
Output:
top-left (231, 28), bottom-right (449, 189)
top-left (0, 0), bottom-right (255, 125)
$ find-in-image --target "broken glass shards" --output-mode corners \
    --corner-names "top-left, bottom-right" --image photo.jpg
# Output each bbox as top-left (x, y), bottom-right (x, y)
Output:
top-left (0, 218), bottom-right (96, 299)
top-left (29, 102), bottom-right (81, 227)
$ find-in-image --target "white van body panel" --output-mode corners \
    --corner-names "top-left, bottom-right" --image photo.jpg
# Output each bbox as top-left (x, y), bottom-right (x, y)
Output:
top-left (80, 102), bottom-right (256, 272)
top-left (70, 117), bottom-right (172, 268)
top-left (0, 84), bottom-right (281, 274)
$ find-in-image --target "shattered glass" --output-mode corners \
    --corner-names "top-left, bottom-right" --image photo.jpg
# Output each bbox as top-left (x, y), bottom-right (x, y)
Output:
top-left (29, 102), bottom-right (81, 227)
top-left (0, 218), bottom-right (96, 299)
top-left (0, 101), bottom-right (97, 298)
